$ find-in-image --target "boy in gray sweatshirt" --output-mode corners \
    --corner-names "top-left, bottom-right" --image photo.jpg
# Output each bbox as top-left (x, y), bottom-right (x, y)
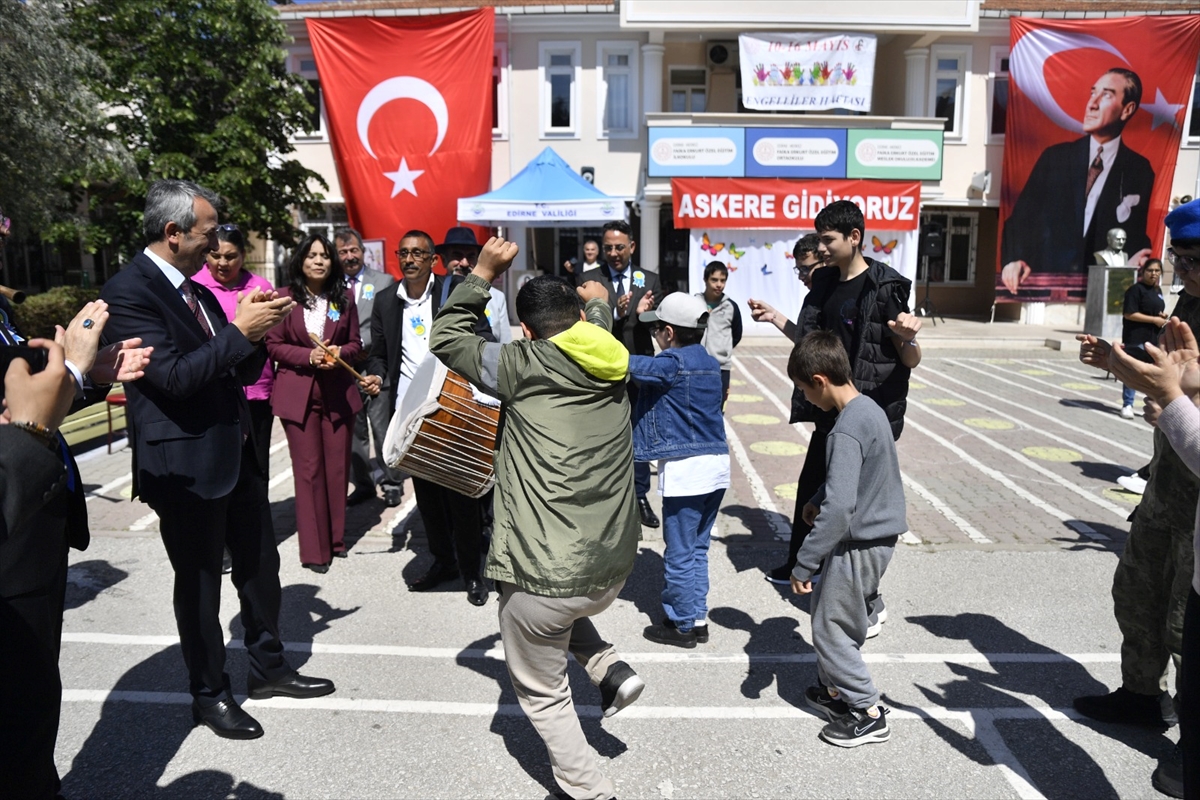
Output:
top-left (788, 330), bottom-right (907, 747)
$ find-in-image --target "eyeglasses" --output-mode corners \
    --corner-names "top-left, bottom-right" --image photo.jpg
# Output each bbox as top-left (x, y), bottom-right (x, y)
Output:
top-left (395, 248), bottom-right (431, 261)
top-left (1168, 248), bottom-right (1200, 274)
top-left (602, 244), bottom-right (628, 253)
top-left (218, 224), bottom-right (240, 233)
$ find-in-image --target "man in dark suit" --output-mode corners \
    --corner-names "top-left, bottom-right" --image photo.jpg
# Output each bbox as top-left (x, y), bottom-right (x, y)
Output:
top-left (99, 179), bottom-right (334, 740)
top-left (1, 301), bottom-right (150, 797)
top-left (1000, 68), bottom-right (1155, 300)
top-left (367, 230), bottom-right (495, 606)
top-left (579, 220), bottom-right (662, 528)
top-left (337, 227), bottom-right (401, 508)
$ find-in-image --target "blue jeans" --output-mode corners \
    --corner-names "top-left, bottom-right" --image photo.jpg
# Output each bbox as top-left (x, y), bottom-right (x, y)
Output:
top-left (661, 489), bottom-right (725, 632)
top-left (1122, 385), bottom-right (1136, 408)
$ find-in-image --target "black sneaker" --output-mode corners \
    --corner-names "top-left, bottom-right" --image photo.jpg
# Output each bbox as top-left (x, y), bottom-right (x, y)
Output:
top-left (804, 685), bottom-right (850, 721)
top-left (819, 706), bottom-right (890, 747)
top-left (598, 661), bottom-right (645, 718)
top-left (765, 564), bottom-right (792, 585)
top-left (1073, 687), bottom-right (1178, 728)
top-left (643, 622), bottom-right (697, 649)
top-left (1151, 743), bottom-right (1183, 798)
top-left (663, 618), bottom-right (709, 643)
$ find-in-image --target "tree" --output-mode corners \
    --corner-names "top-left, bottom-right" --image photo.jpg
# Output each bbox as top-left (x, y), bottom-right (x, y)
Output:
top-left (69, 0), bottom-right (326, 260)
top-left (0, 0), bottom-right (126, 243)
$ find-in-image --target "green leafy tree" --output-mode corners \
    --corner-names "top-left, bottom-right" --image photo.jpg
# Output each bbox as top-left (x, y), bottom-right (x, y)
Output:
top-left (69, 0), bottom-right (326, 260)
top-left (0, 0), bottom-right (127, 243)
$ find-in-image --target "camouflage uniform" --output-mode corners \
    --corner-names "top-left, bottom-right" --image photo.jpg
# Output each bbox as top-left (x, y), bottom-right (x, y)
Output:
top-left (1113, 292), bottom-right (1200, 695)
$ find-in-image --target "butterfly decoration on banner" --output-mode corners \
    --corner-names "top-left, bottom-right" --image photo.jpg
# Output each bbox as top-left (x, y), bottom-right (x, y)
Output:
top-left (872, 236), bottom-right (898, 254)
top-left (701, 233), bottom-right (724, 256)
top-left (728, 243), bottom-right (747, 260)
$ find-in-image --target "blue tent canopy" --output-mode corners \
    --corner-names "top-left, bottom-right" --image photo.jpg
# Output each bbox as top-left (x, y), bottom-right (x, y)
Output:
top-left (458, 147), bottom-right (628, 228)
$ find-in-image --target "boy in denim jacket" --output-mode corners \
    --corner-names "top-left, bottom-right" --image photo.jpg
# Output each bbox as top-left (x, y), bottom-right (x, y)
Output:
top-left (629, 293), bottom-right (730, 648)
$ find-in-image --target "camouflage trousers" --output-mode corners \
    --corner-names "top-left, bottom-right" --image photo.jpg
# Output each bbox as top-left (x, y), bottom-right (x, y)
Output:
top-left (1114, 427), bottom-right (1199, 696)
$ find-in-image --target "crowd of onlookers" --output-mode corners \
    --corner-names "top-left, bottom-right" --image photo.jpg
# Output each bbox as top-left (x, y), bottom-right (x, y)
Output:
top-left (3, 185), bottom-right (1199, 799)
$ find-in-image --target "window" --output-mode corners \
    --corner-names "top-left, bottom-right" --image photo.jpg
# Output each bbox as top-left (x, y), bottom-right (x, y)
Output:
top-left (1185, 62), bottom-right (1200, 146)
top-left (929, 46), bottom-right (970, 140)
top-left (539, 41), bottom-right (581, 137)
top-left (669, 68), bottom-right (708, 114)
top-left (918, 211), bottom-right (978, 285)
top-left (291, 53), bottom-right (326, 141)
top-left (493, 43), bottom-right (509, 140)
top-left (989, 47), bottom-right (1009, 142)
top-left (597, 41), bottom-right (639, 139)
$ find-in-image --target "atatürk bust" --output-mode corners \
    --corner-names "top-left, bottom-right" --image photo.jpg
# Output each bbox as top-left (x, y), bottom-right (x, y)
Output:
top-left (1094, 227), bottom-right (1129, 267)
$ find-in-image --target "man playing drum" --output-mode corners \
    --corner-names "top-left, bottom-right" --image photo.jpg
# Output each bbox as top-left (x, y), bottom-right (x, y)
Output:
top-left (430, 238), bottom-right (644, 800)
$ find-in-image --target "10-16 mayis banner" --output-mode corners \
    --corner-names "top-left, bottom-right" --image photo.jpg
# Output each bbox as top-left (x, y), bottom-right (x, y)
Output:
top-left (996, 15), bottom-right (1200, 303)
top-left (738, 33), bottom-right (876, 113)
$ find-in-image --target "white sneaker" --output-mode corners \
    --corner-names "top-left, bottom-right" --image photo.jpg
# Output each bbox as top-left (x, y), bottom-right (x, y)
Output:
top-left (865, 621), bottom-right (882, 639)
top-left (1117, 475), bottom-right (1147, 494)
top-left (1120, 405), bottom-right (1135, 419)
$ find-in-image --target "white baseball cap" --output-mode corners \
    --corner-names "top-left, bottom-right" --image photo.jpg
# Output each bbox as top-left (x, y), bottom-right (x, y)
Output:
top-left (639, 292), bottom-right (710, 329)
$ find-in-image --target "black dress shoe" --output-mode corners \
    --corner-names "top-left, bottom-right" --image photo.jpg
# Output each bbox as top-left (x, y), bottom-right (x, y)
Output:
top-left (407, 562), bottom-right (459, 592)
top-left (637, 497), bottom-right (660, 528)
top-left (465, 578), bottom-right (489, 606)
top-left (248, 672), bottom-right (336, 701)
top-left (302, 563), bottom-right (330, 574)
top-left (383, 486), bottom-right (403, 507)
top-left (192, 697), bottom-right (264, 740)
top-left (347, 486), bottom-right (375, 506)
top-left (333, 550), bottom-right (348, 558)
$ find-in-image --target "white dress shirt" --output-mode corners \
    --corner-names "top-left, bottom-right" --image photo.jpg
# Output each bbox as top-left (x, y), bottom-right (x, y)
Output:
top-left (395, 277), bottom-right (434, 410)
top-left (1083, 135), bottom-right (1121, 236)
top-left (143, 247), bottom-right (217, 333)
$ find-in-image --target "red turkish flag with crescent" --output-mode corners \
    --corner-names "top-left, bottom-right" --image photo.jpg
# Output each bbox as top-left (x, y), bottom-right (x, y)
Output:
top-left (307, 10), bottom-right (493, 277)
top-left (996, 15), bottom-right (1200, 303)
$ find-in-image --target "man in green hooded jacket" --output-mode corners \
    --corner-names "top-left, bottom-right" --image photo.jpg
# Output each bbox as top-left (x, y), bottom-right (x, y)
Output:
top-left (430, 237), bottom-right (644, 800)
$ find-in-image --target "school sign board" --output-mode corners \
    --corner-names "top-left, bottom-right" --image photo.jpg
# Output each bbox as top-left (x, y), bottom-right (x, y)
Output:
top-left (650, 127), bottom-right (941, 181)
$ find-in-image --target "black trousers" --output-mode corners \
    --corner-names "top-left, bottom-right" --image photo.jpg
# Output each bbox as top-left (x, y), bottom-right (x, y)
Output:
top-left (785, 426), bottom-right (830, 569)
top-left (150, 445), bottom-right (289, 701)
top-left (248, 398), bottom-right (274, 480)
top-left (412, 477), bottom-right (486, 580)
top-left (1183, 588), bottom-right (1199, 799)
top-left (0, 546), bottom-right (67, 799)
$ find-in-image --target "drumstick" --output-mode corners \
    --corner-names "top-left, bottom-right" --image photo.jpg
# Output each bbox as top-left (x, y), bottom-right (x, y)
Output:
top-left (307, 331), bottom-right (367, 382)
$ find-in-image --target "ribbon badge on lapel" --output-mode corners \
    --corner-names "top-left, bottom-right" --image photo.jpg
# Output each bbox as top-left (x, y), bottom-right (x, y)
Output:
top-left (363, 284), bottom-right (375, 300)
top-left (411, 315), bottom-right (427, 336)
top-left (327, 307), bottom-right (341, 322)
top-left (633, 271), bottom-right (646, 288)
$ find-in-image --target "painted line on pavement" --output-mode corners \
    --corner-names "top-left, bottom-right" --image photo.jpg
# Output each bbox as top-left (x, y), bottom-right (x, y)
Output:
top-left (957, 709), bottom-right (1047, 800)
top-left (85, 473), bottom-right (134, 502)
top-left (901, 416), bottom-right (1107, 541)
top-left (746, 356), bottom-right (991, 546)
top-left (267, 467), bottom-right (294, 491)
top-left (974, 360), bottom-right (1142, 427)
top-left (382, 494), bottom-right (419, 536)
top-left (736, 356), bottom-right (812, 442)
top-left (922, 364), bottom-right (1149, 461)
top-left (724, 420), bottom-right (789, 539)
top-left (908, 399), bottom-right (1129, 522)
top-left (127, 510), bottom-right (159, 532)
top-left (58, 633), bottom-right (1120, 664)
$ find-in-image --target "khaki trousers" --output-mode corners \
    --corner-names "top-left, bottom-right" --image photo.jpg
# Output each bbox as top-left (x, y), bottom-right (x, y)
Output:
top-left (497, 580), bottom-right (625, 800)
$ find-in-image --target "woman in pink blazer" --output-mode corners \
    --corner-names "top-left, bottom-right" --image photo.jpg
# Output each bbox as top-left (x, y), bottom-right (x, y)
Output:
top-left (266, 233), bottom-right (372, 572)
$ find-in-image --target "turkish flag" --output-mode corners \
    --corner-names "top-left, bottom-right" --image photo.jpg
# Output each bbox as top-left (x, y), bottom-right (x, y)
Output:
top-left (307, 10), bottom-right (493, 277)
top-left (996, 15), bottom-right (1200, 303)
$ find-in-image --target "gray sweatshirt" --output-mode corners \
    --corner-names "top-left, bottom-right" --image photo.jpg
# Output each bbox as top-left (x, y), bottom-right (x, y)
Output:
top-left (792, 394), bottom-right (908, 582)
top-left (697, 293), bottom-right (740, 371)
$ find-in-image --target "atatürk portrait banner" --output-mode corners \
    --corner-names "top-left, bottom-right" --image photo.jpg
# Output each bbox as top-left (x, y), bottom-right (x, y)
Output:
top-left (996, 15), bottom-right (1200, 303)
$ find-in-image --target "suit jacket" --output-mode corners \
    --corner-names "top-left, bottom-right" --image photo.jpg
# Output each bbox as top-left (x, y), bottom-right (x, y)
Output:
top-left (348, 267), bottom-right (394, 356)
top-left (265, 288), bottom-right (363, 425)
top-left (579, 265), bottom-right (661, 356)
top-left (1001, 136), bottom-right (1154, 274)
top-left (367, 274), bottom-right (494, 410)
top-left (99, 252), bottom-right (267, 503)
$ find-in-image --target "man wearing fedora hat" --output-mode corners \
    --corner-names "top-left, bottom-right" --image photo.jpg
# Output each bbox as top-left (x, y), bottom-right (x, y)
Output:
top-left (437, 227), bottom-right (511, 344)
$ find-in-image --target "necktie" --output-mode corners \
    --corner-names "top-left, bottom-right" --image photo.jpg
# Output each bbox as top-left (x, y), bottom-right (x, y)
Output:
top-left (180, 279), bottom-right (214, 339)
top-left (1085, 146), bottom-right (1104, 197)
top-left (613, 271), bottom-right (624, 319)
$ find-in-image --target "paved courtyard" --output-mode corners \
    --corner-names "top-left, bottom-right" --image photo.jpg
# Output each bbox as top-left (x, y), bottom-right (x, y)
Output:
top-left (58, 342), bottom-right (1173, 799)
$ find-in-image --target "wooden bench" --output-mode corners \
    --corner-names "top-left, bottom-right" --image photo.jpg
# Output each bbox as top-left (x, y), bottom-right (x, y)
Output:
top-left (60, 386), bottom-right (127, 450)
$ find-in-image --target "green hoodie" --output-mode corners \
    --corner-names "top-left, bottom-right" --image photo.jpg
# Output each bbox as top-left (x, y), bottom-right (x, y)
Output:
top-left (430, 274), bottom-right (640, 597)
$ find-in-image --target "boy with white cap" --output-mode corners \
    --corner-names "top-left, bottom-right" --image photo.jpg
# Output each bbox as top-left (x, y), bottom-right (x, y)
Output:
top-left (629, 293), bottom-right (730, 649)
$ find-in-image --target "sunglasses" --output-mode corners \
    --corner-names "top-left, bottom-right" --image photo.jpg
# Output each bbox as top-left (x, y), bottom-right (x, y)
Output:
top-left (218, 224), bottom-right (240, 233)
top-left (1168, 248), bottom-right (1200, 274)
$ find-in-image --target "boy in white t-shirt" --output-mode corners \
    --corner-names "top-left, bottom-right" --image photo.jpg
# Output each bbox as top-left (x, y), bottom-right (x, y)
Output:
top-left (628, 293), bottom-right (731, 648)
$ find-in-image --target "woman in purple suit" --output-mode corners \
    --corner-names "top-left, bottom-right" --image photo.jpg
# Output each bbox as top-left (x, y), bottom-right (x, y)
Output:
top-left (267, 233), bottom-right (375, 572)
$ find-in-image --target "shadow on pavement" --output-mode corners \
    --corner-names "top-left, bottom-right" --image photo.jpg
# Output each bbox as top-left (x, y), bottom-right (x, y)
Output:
top-left (900, 612), bottom-right (1174, 800)
top-left (1074, 460), bottom-right (1133, 484)
top-left (61, 584), bottom-right (349, 797)
top-left (65, 559), bottom-right (129, 611)
top-left (457, 632), bottom-right (629, 797)
top-left (708, 607), bottom-right (810, 709)
top-left (619, 547), bottom-right (666, 624)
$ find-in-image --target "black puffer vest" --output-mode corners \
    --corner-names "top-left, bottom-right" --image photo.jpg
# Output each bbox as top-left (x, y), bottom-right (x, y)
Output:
top-left (788, 257), bottom-right (913, 440)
